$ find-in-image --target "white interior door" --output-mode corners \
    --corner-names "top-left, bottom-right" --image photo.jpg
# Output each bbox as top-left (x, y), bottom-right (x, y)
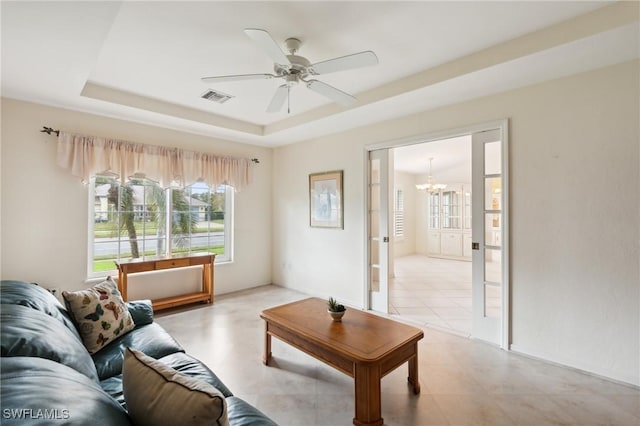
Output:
top-left (472, 128), bottom-right (506, 346)
top-left (368, 149), bottom-right (389, 313)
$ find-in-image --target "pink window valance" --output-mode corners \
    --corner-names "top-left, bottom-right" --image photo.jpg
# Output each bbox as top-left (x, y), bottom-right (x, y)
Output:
top-left (56, 131), bottom-right (251, 191)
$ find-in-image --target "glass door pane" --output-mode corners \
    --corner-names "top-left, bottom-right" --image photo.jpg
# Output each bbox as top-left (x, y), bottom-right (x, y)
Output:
top-left (485, 177), bottom-right (502, 211)
top-left (370, 159), bottom-right (381, 294)
top-left (442, 190), bottom-right (461, 229)
top-left (485, 284), bottom-right (502, 319)
top-left (483, 139), bottom-right (502, 323)
top-left (429, 192), bottom-right (440, 229)
top-left (472, 128), bottom-right (504, 345)
top-left (485, 141), bottom-right (501, 174)
top-left (369, 150), bottom-right (389, 313)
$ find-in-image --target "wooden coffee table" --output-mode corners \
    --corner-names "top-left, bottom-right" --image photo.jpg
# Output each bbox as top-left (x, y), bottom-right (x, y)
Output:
top-left (260, 298), bottom-right (424, 426)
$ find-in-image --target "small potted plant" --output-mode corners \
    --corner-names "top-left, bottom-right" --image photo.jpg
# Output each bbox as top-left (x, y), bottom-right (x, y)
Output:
top-left (327, 297), bottom-right (346, 322)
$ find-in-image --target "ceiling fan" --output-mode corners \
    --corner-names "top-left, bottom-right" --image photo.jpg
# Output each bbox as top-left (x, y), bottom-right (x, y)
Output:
top-left (201, 28), bottom-right (379, 113)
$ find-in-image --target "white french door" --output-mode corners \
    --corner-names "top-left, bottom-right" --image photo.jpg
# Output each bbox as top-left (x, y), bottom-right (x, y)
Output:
top-left (368, 149), bottom-right (390, 313)
top-left (471, 128), bottom-right (508, 346)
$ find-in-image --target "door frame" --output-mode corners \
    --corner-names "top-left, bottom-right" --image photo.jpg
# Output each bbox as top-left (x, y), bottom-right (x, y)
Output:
top-left (364, 119), bottom-right (510, 349)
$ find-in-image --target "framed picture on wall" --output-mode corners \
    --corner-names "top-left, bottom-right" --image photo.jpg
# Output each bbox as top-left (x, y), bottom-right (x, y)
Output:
top-left (309, 170), bottom-right (343, 229)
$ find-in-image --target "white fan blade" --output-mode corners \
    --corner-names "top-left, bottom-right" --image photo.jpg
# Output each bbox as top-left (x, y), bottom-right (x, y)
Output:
top-left (201, 74), bottom-right (275, 83)
top-left (306, 80), bottom-right (356, 106)
top-left (310, 51), bottom-right (378, 75)
top-left (267, 84), bottom-right (288, 113)
top-left (244, 28), bottom-right (291, 67)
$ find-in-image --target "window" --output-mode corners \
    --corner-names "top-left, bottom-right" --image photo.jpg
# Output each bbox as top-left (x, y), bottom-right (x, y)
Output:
top-left (442, 190), bottom-right (461, 229)
top-left (394, 188), bottom-right (405, 238)
top-left (429, 187), bottom-right (469, 230)
top-left (89, 176), bottom-right (233, 278)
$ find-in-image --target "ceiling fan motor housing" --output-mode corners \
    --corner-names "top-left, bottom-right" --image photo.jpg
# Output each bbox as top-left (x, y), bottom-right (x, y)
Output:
top-left (285, 37), bottom-right (301, 54)
top-left (275, 54), bottom-right (311, 80)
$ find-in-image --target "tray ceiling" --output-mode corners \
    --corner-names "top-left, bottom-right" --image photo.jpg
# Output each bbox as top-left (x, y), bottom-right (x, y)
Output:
top-left (2, 1), bottom-right (638, 146)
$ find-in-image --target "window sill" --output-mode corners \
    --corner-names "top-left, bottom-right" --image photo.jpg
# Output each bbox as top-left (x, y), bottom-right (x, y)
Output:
top-left (84, 276), bottom-right (114, 285)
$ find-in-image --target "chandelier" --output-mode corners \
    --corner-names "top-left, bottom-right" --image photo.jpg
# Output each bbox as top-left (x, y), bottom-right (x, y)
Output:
top-left (415, 158), bottom-right (447, 193)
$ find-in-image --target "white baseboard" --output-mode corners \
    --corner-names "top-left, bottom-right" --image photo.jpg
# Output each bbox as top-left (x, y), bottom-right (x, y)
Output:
top-left (510, 344), bottom-right (639, 389)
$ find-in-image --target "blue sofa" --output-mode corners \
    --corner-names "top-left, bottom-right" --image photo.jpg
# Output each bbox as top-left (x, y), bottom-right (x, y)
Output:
top-left (0, 280), bottom-right (276, 425)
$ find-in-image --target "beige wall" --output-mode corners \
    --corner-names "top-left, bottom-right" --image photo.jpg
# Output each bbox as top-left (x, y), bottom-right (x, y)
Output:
top-left (272, 60), bottom-right (639, 385)
top-left (1, 60), bottom-right (637, 386)
top-left (0, 99), bottom-right (273, 297)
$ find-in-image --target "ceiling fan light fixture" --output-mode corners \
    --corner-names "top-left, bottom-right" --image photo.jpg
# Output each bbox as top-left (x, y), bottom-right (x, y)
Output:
top-left (284, 74), bottom-right (299, 86)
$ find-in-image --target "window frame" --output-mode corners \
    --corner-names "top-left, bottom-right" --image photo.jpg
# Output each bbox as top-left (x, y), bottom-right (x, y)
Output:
top-left (87, 178), bottom-right (234, 279)
top-left (394, 187), bottom-right (405, 239)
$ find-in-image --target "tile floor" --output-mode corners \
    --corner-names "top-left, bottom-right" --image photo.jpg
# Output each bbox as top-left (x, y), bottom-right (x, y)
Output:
top-left (390, 255), bottom-right (474, 335)
top-left (155, 284), bottom-right (639, 426)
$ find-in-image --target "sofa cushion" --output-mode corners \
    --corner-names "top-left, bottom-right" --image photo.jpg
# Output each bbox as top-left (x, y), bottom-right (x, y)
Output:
top-left (126, 299), bottom-right (154, 326)
top-left (63, 277), bottom-right (135, 354)
top-left (226, 396), bottom-right (278, 426)
top-left (0, 280), bottom-right (80, 337)
top-left (123, 348), bottom-right (229, 426)
top-left (100, 374), bottom-right (126, 408)
top-left (0, 304), bottom-right (99, 382)
top-left (92, 322), bottom-right (184, 380)
top-left (158, 352), bottom-right (234, 398)
top-left (0, 357), bottom-right (131, 426)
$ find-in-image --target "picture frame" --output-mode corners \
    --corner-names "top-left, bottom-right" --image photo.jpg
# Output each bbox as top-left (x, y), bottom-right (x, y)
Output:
top-left (309, 170), bottom-right (343, 229)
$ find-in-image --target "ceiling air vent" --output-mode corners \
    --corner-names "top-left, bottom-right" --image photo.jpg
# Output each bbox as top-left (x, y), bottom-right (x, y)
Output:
top-left (201, 89), bottom-right (234, 104)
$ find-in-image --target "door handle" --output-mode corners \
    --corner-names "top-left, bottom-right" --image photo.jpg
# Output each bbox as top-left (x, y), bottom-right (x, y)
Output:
top-left (383, 237), bottom-right (389, 243)
top-left (472, 242), bottom-right (480, 250)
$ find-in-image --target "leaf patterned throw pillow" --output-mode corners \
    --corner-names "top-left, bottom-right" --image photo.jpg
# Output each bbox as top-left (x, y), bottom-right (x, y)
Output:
top-left (63, 277), bottom-right (135, 354)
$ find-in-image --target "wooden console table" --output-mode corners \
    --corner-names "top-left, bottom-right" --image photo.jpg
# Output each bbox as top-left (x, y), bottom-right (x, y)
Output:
top-left (114, 253), bottom-right (215, 311)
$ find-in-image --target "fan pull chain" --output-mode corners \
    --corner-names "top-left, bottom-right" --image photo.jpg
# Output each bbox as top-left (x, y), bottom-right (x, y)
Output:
top-left (287, 86), bottom-right (291, 114)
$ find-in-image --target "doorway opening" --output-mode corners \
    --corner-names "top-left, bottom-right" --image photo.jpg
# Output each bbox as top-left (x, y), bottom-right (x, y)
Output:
top-left (365, 120), bottom-right (509, 347)
top-left (391, 135), bottom-right (473, 335)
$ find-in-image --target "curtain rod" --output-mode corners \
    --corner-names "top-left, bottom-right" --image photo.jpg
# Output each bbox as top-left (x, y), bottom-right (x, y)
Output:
top-left (40, 126), bottom-right (260, 164)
